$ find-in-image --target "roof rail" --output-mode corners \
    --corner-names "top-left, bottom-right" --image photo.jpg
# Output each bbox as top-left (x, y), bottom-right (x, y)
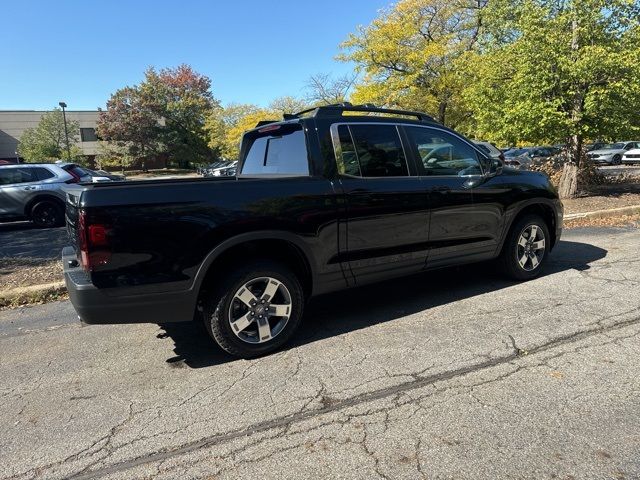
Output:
top-left (287, 102), bottom-right (436, 123)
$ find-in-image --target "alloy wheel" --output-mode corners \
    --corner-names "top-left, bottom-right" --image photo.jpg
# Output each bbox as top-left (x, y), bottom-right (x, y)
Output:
top-left (516, 224), bottom-right (546, 271)
top-left (228, 276), bottom-right (292, 344)
top-left (35, 204), bottom-right (58, 227)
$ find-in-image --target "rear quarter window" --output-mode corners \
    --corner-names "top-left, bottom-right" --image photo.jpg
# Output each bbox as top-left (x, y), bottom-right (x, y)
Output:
top-left (35, 168), bottom-right (55, 180)
top-left (240, 124), bottom-right (309, 175)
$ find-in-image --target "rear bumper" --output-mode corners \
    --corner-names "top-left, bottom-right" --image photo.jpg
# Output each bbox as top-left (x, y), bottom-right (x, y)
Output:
top-left (62, 246), bottom-right (196, 324)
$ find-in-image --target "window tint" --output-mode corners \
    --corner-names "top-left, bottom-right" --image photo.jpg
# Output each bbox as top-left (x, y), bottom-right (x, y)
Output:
top-left (0, 167), bottom-right (38, 185)
top-left (406, 127), bottom-right (482, 176)
top-left (338, 124), bottom-right (408, 177)
top-left (35, 168), bottom-right (55, 180)
top-left (80, 128), bottom-right (98, 142)
top-left (336, 126), bottom-right (361, 176)
top-left (476, 144), bottom-right (491, 155)
top-left (241, 125), bottom-right (309, 175)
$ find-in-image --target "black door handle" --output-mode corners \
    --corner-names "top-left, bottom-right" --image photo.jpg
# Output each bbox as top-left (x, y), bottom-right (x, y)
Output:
top-left (432, 186), bottom-right (451, 193)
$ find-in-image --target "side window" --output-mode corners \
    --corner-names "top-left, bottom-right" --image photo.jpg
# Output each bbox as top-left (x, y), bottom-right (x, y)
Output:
top-left (35, 168), bottom-right (55, 180)
top-left (80, 128), bottom-right (98, 142)
top-left (336, 125), bottom-right (361, 176)
top-left (0, 168), bottom-right (38, 185)
top-left (0, 170), bottom-right (14, 185)
top-left (406, 127), bottom-right (482, 176)
top-left (336, 124), bottom-right (408, 177)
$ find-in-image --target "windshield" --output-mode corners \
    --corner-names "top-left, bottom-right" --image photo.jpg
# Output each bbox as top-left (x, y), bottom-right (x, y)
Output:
top-left (602, 143), bottom-right (624, 150)
top-left (505, 148), bottom-right (529, 157)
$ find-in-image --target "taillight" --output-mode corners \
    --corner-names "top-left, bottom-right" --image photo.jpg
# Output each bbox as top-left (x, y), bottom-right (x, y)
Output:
top-left (78, 210), bottom-right (111, 271)
top-left (88, 225), bottom-right (108, 246)
top-left (65, 169), bottom-right (81, 184)
top-left (258, 124), bottom-right (281, 133)
top-left (78, 210), bottom-right (89, 270)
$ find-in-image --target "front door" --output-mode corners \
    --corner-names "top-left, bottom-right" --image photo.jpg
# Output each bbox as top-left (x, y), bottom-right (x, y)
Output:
top-left (402, 125), bottom-right (496, 268)
top-left (331, 123), bottom-right (430, 285)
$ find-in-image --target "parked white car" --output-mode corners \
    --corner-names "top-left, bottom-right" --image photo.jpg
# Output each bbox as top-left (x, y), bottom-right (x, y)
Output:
top-left (622, 148), bottom-right (640, 165)
top-left (587, 141), bottom-right (640, 165)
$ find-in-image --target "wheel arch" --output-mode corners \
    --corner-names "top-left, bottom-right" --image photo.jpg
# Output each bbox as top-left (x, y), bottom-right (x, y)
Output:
top-left (193, 231), bottom-right (316, 300)
top-left (24, 194), bottom-right (65, 217)
top-left (499, 200), bottom-right (559, 254)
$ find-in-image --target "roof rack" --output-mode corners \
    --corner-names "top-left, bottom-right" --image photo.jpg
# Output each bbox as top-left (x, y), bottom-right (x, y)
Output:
top-left (283, 102), bottom-right (436, 123)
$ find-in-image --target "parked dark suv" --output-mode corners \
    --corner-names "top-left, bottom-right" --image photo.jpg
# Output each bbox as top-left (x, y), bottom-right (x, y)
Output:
top-left (63, 104), bottom-right (563, 358)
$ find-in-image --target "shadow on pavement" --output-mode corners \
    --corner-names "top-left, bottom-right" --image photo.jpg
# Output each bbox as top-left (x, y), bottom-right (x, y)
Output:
top-left (158, 239), bottom-right (607, 368)
top-left (0, 223), bottom-right (67, 260)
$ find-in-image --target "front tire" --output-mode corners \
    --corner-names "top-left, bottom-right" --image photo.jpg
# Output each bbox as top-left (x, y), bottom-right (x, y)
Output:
top-left (499, 214), bottom-right (550, 281)
top-left (31, 200), bottom-right (64, 228)
top-left (202, 260), bottom-right (304, 358)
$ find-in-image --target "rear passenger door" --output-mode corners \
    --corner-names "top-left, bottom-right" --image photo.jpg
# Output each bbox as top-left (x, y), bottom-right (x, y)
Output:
top-left (331, 123), bottom-right (430, 284)
top-left (403, 125), bottom-right (496, 268)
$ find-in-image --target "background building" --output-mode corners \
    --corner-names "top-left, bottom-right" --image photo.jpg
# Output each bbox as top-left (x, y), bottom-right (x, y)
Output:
top-left (0, 110), bottom-right (100, 163)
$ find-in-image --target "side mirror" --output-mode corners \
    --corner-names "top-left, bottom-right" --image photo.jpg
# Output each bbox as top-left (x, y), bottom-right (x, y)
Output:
top-left (487, 158), bottom-right (503, 177)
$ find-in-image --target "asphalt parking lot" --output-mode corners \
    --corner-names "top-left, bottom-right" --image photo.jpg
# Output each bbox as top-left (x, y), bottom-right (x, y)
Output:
top-left (1, 227), bottom-right (639, 480)
top-left (0, 222), bottom-right (67, 260)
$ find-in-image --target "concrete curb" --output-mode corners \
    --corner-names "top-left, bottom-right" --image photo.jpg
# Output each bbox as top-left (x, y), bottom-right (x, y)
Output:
top-left (0, 281), bottom-right (67, 308)
top-left (564, 204), bottom-right (640, 220)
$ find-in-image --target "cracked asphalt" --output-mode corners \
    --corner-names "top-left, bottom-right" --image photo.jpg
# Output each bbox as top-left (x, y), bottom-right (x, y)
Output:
top-left (1, 227), bottom-right (639, 480)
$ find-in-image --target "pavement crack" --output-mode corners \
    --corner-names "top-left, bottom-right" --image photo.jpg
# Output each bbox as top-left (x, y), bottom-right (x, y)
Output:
top-left (60, 312), bottom-right (640, 480)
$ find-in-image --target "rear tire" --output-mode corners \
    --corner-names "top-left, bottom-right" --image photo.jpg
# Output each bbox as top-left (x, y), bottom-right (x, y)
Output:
top-left (499, 214), bottom-right (550, 281)
top-left (202, 260), bottom-right (304, 358)
top-left (31, 200), bottom-right (64, 228)
top-left (612, 155), bottom-right (621, 165)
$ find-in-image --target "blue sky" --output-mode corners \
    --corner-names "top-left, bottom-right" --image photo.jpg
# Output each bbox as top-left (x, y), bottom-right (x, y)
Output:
top-left (0, 0), bottom-right (389, 111)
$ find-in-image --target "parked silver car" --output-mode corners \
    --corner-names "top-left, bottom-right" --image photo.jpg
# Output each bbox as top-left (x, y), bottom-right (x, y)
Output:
top-left (0, 163), bottom-right (88, 227)
top-left (503, 146), bottom-right (560, 169)
top-left (587, 141), bottom-right (640, 165)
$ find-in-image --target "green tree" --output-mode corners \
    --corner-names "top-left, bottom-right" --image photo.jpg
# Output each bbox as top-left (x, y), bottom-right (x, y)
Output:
top-left (18, 108), bottom-right (83, 162)
top-left (95, 141), bottom-right (136, 173)
top-left (340, 0), bottom-right (486, 128)
top-left (96, 86), bottom-right (161, 167)
top-left (205, 103), bottom-right (276, 160)
top-left (97, 64), bottom-right (218, 168)
top-left (465, 0), bottom-right (640, 160)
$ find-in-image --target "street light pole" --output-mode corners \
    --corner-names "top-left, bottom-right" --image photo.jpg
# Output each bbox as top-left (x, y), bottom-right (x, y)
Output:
top-left (59, 101), bottom-right (71, 161)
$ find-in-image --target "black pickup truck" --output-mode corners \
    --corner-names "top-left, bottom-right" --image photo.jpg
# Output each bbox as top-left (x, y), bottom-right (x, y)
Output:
top-left (63, 104), bottom-right (563, 358)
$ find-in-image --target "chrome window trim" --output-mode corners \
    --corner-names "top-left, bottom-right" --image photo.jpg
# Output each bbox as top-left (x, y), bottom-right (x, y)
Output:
top-left (329, 121), bottom-right (487, 178)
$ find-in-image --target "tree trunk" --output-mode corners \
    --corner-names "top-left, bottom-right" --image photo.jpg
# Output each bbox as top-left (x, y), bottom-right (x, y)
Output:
top-left (438, 101), bottom-right (447, 125)
top-left (569, 134), bottom-right (583, 165)
top-left (558, 163), bottom-right (579, 199)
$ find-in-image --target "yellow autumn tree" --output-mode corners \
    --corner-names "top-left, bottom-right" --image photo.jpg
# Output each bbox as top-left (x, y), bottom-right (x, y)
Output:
top-left (340, 0), bottom-right (486, 130)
